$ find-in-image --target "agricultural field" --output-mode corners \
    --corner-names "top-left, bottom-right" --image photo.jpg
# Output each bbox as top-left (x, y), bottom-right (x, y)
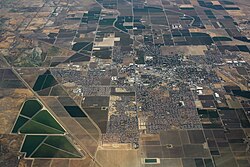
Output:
top-left (11, 99), bottom-right (83, 159)
top-left (1, 0), bottom-right (250, 166)
top-left (21, 136), bottom-right (82, 158)
top-left (12, 99), bottom-right (65, 134)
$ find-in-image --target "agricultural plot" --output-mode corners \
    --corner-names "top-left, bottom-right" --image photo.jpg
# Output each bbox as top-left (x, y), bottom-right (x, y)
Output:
top-left (64, 53), bottom-right (91, 63)
top-left (63, 106), bottom-right (87, 117)
top-left (81, 96), bottom-right (110, 133)
top-left (33, 70), bottom-right (58, 92)
top-left (57, 97), bottom-right (87, 118)
top-left (27, 69), bottom-right (69, 97)
top-left (21, 135), bottom-right (82, 158)
top-left (12, 99), bottom-right (82, 159)
top-left (19, 99), bottom-right (43, 118)
top-left (19, 119), bottom-right (64, 134)
top-left (0, 69), bottom-right (25, 89)
top-left (72, 42), bottom-right (93, 52)
top-left (12, 99), bottom-right (65, 134)
top-left (43, 96), bottom-right (101, 155)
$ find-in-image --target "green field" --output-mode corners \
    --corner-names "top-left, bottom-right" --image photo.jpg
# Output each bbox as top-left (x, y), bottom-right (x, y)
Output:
top-left (33, 72), bottom-right (58, 91)
top-left (20, 135), bottom-right (82, 158)
top-left (12, 116), bottom-right (29, 133)
top-left (13, 99), bottom-right (82, 159)
top-left (21, 135), bottom-right (47, 157)
top-left (82, 42), bottom-right (93, 51)
top-left (32, 144), bottom-right (81, 158)
top-left (72, 42), bottom-right (90, 51)
top-left (13, 99), bottom-right (66, 135)
top-left (20, 100), bottom-right (42, 118)
top-left (44, 136), bottom-right (81, 156)
top-left (145, 158), bottom-right (157, 163)
top-left (32, 110), bottom-right (65, 132)
top-left (64, 106), bottom-right (87, 117)
top-left (19, 120), bottom-right (64, 134)
top-left (42, 75), bottom-right (57, 89)
top-left (33, 75), bottom-right (47, 91)
top-left (212, 37), bottom-right (232, 41)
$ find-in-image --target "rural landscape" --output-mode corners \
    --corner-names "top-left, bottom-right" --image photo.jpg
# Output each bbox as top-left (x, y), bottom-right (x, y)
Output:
top-left (0, 0), bottom-right (250, 166)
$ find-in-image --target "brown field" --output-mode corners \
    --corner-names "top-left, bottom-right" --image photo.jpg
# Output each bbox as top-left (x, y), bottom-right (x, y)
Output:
top-left (32, 159), bottom-right (52, 167)
top-left (51, 159), bottom-right (69, 167)
top-left (0, 89), bottom-right (34, 133)
top-left (96, 149), bottom-right (140, 167)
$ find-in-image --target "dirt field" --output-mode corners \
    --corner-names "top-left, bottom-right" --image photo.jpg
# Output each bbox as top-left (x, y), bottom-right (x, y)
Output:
top-left (96, 149), bottom-right (140, 167)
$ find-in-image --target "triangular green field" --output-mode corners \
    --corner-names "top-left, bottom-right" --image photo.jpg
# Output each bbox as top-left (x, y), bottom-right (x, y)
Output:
top-left (21, 135), bottom-right (82, 158)
top-left (12, 99), bottom-right (65, 134)
top-left (13, 99), bottom-right (82, 158)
